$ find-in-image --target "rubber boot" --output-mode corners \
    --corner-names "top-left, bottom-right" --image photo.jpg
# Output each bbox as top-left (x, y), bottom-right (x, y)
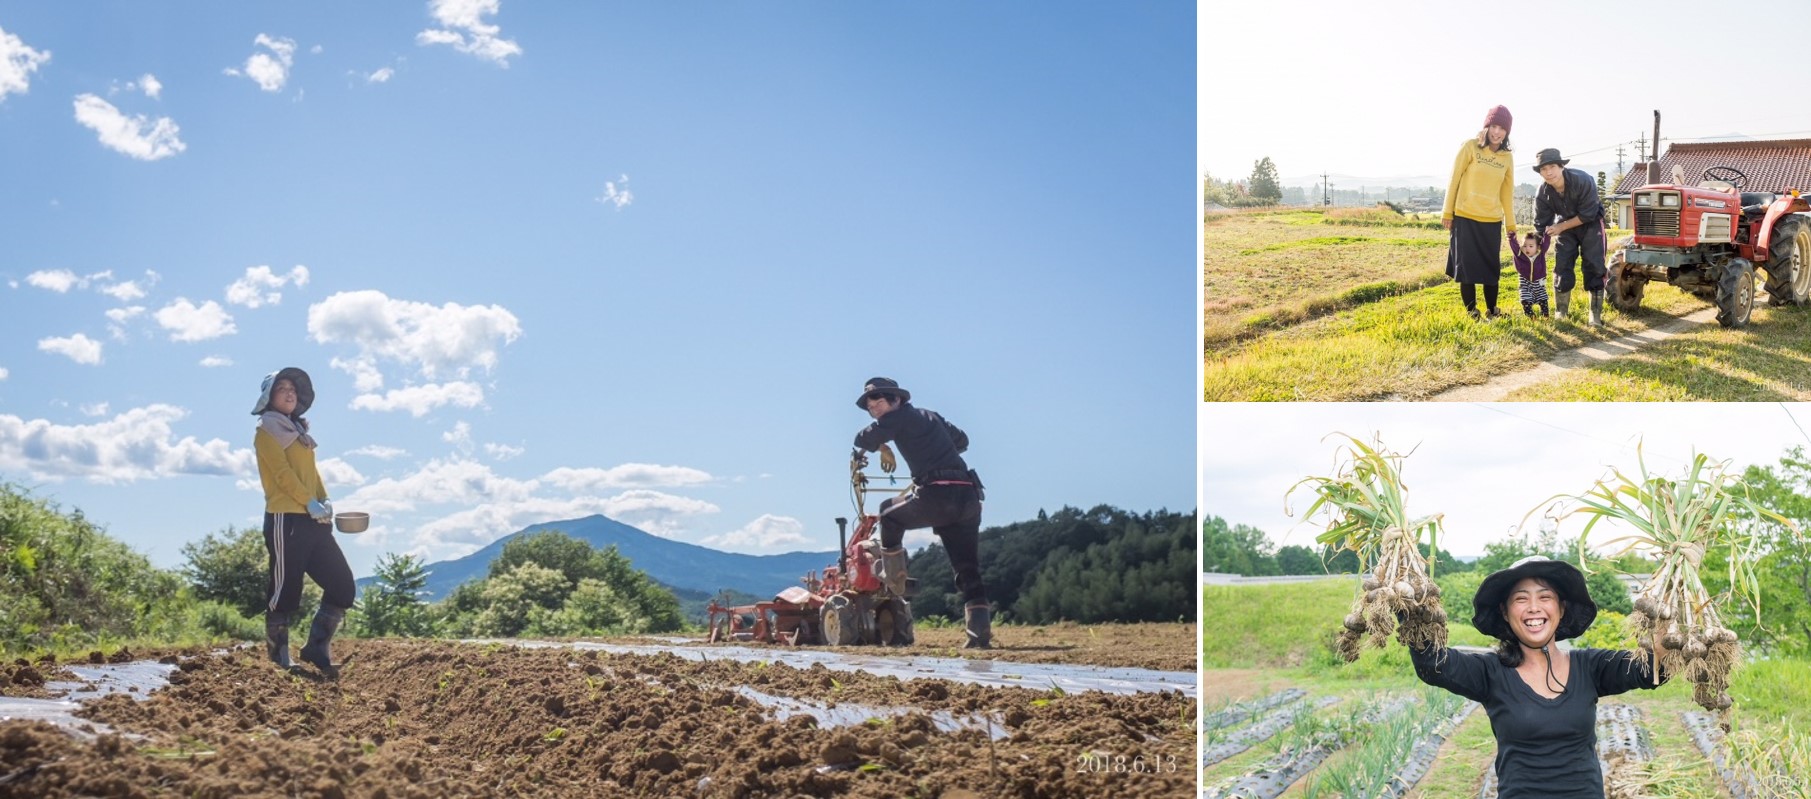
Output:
top-left (299, 605), bottom-right (346, 678)
top-left (265, 612), bottom-right (293, 669)
top-left (962, 603), bottom-right (992, 650)
top-left (1589, 290), bottom-right (1605, 327)
top-left (878, 547), bottom-right (910, 597)
top-left (1556, 290), bottom-right (1571, 318)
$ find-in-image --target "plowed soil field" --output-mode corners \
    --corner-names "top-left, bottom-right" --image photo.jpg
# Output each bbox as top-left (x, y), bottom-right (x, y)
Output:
top-left (0, 623), bottom-right (1194, 798)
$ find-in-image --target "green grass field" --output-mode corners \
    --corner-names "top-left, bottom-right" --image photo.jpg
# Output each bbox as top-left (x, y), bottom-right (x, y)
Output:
top-left (1201, 578), bottom-right (1811, 797)
top-left (1203, 209), bottom-right (1811, 401)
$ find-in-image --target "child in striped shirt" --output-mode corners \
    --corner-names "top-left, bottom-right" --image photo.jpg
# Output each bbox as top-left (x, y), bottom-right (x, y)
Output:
top-left (1511, 230), bottom-right (1551, 317)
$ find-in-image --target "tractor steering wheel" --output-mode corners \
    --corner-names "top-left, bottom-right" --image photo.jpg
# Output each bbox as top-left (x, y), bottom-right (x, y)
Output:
top-left (1702, 166), bottom-right (1748, 188)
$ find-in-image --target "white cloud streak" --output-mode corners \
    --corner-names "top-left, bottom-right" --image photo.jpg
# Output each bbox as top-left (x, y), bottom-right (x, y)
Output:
top-left (0, 24), bottom-right (51, 103)
top-left (597, 175), bottom-right (633, 209)
top-left (703, 515), bottom-right (810, 553)
top-left (155, 298), bottom-right (236, 342)
top-left (37, 333), bottom-right (103, 365)
top-left (540, 464), bottom-right (713, 491)
top-left (417, 0), bottom-right (521, 66)
top-left (350, 382), bottom-right (485, 416)
top-left (72, 94), bottom-right (186, 160)
top-left (0, 405), bottom-right (254, 483)
top-left (227, 34), bottom-right (297, 92)
top-left (225, 264), bottom-right (310, 308)
top-left (307, 290), bottom-right (522, 385)
top-left (199, 356), bottom-right (234, 368)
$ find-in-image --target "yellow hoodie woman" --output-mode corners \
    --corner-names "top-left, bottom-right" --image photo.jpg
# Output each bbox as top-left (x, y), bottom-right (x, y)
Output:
top-left (1442, 105), bottom-right (1519, 319)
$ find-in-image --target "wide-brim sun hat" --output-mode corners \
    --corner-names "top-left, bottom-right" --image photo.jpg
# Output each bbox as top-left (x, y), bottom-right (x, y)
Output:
top-left (251, 367), bottom-right (315, 416)
top-left (1531, 148), bottom-right (1571, 174)
top-left (1471, 556), bottom-right (1597, 642)
top-left (856, 377), bottom-right (911, 410)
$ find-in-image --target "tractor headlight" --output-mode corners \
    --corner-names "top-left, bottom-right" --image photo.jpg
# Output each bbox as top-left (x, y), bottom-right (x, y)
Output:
top-left (1636, 194), bottom-right (1653, 207)
top-left (1661, 194), bottom-right (1680, 208)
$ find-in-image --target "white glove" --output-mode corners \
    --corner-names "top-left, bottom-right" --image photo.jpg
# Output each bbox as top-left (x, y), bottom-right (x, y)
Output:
top-left (307, 499), bottom-right (333, 523)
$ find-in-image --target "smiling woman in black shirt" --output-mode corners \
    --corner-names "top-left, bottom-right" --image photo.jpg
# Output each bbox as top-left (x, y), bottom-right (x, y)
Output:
top-left (1409, 556), bottom-right (1668, 799)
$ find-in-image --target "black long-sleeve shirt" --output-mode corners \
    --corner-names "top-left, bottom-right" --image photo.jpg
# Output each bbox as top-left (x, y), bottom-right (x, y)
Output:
top-left (853, 402), bottom-right (969, 481)
top-left (1534, 167), bottom-right (1604, 236)
top-left (1410, 646), bottom-right (1662, 799)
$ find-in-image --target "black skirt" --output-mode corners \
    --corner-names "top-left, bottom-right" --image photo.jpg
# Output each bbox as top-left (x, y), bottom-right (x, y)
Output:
top-left (1446, 216), bottom-right (1503, 285)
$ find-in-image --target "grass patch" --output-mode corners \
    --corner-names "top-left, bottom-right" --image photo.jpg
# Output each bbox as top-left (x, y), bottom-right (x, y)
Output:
top-left (1502, 298), bottom-right (1811, 400)
top-left (1402, 709), bottom-right (1494, 799)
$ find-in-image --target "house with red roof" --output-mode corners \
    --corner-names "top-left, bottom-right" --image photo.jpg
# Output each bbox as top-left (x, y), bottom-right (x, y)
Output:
top-left (1610, 139), bottom-right (1811, 227)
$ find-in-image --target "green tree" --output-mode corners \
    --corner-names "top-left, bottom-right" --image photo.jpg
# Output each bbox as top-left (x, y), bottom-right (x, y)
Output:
top-left (354, 553), bottom-right (432, 637)
top-left (1698, 448), bottom-right (1811, 655)
top-left (1248, 157), bottom-right (1282, 203)
top-left (1276, 544), bottom-right (1321, 575)
top-left (180, 526), bottom-right (269, 618)
top-left (1202, 515), bottom-right (1280, 576)
top-left (440, 531), bottom-right (683, 636)
top-left (1596, 171), bottom-right (1608, 206)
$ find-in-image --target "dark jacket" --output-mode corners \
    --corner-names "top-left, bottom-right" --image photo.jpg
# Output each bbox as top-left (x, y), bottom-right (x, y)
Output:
top-left (854, 402), bottom-right (969, 482)
top-left (1534, 167), bottom-right (1603, 236)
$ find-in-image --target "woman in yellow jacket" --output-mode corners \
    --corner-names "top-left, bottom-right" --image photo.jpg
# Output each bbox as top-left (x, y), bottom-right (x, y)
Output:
top-left (252, 367), bottom-right (353, 678)
top-left (1443, 105), bottom-right (1520, 320)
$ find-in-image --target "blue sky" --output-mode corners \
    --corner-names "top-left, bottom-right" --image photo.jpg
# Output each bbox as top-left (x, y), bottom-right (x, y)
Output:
top-left (0, 2), bottom-right (1195, 578)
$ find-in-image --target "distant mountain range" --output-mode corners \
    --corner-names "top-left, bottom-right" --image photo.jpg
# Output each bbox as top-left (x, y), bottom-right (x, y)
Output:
top-left (357, 515), bottom-right (840, 602)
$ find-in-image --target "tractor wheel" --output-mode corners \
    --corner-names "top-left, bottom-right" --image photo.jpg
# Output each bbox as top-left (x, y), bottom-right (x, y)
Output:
top-left (820, 596), bottom-right (862, 646)
top-left (1716, 258), bottom-right (1757, 328)
top-left (1606, 253), bottom-right (1646, 312)
top-left (1764, 216), bottom-right (1811, 306)
top-left (877, 598), bottom-right (915, 647)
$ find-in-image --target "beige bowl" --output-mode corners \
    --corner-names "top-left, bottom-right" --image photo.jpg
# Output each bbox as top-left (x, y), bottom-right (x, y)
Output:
top-left (334, 512), bottom-right (370, 533)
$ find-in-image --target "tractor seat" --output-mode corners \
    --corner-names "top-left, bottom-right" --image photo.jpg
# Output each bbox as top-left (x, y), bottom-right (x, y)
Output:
top-left (1741, 192), bottom-right (1778, 211)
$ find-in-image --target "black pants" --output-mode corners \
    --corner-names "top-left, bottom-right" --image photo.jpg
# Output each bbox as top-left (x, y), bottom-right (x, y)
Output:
top-left (1553, 221), bottom-right (1607, 293)
top-left (878, 484), bottom-right (987, 606)
top-left (264, 512), bottom-right (355, 614)
top-left (1459, 282), bottom-right (1499, 312)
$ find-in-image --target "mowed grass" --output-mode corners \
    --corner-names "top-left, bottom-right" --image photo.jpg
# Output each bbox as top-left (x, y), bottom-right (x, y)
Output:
top-left (1202, 209), bottom-right (1453, 347)
top-left (1503, 294), bottom-right (1811, 400)
top-left (1201, 235), bottom-right (1737, 401)
top-left (1201, 579), bottom-right (1811, 797)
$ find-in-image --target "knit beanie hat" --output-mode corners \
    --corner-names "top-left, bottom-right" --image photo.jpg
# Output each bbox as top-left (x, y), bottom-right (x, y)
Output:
top-left (1483, 105), bottom-right (1513, 135)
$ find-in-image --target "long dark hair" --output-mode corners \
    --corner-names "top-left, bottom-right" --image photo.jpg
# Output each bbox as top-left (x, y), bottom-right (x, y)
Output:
top-left (1476, 130), bottom-right (1512, 153)
top-left (1493, 576), bottom-right (1555, 667)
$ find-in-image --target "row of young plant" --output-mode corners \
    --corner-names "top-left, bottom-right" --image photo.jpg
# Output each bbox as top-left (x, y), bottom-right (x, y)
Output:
top-left (1202, 689), bottom-right (1468, 799)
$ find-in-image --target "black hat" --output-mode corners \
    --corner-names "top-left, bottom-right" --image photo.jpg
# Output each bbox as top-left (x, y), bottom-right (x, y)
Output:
top-left (251, 367), bottom-right (315, 416)
top-left (856, 377), bottom-right (910, 410)
top-left (1532, 148), bottom-right (1570, 173)
top-left (1471, 556), bottom-right (1597, 642)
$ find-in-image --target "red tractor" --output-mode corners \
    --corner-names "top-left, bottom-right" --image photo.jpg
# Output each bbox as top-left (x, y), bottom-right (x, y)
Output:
top-left (1613, 166), bottom-right (1811, 327)
top-left (703, 446), bottom-right (915, 646)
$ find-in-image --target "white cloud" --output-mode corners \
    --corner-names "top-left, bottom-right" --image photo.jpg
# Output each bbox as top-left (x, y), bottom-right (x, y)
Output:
top-left (99, 280), bottom-right (146, 301)
top-left (346, 445), bottom-right (407, 460)
top-left (80, 402), bottom-right (109, 417)
top-left (25, 269), bottom-right (78, 292)
top-left (417, 0), bottom-right (521, 67)
top-left (154, 298), bottom-right (236, 342)
top-left (484, 442), bottom-right (524, 460)
top-left (330, 356), bottom-right (386, 392)
top-left (367, 67), bottom-right (394, 83)
top-left (118, 73), bottom-right (163, 99)
top-left (703, 515), bottom-right (810, 553)
top-left (0, 367), bottom-right (9, 381)
top-left (541, 464), bottom-right (713, 491)
top-left (72, 94), bottom-right (186, 160)
top-left (105, 305), bottom-right (146, 340)
top-left (199, 356), bottom-right (234, 368)
top-left (597, 175), bottom-right (633, 210)
top-left (307, 290), bottom-right (522, 381)
top-left (316, 457), bottom-right (367, 489)
top-left (37, 333), bottom-right (103, 365)
top-left (226, 34), bottom-right (297, 92)
top-left (443, 420), bottom-right (472, 446)
top-left (350, 381), bottom-right (485, 416)
top-left (310, 45), bottom-right (324, 55)
top-left (225, 264), bottom-right (310, 308)
top-left (0, 24), bottom-right (51, 103)
top-left (0, 404), bottom-right (253, 483)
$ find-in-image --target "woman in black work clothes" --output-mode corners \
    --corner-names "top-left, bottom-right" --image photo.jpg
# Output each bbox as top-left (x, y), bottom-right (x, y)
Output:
top-left (1408, 557), bottom-right (1668, 798)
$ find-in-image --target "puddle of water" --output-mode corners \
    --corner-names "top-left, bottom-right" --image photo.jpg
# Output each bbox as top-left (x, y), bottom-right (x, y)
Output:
top-left (487, 639), bottom-right (1194, 697)
top-left (734, 685), bottom-right (1010, 740)
top-left (0, 660), bottom-right (173, 741)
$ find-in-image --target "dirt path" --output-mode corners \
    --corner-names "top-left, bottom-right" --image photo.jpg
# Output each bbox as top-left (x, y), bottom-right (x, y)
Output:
top-left (1430, 306), bottom-right (1718, 401)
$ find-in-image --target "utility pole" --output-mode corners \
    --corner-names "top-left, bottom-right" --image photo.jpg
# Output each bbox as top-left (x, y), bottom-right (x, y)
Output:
top-left (1615, 144), bottom-right (1626, 174)
top-left (1321, 172), bottom-right (1332, 206)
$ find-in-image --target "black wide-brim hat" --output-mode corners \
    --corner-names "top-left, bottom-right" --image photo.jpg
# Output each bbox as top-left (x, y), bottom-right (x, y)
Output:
top-left (1471, 556), bottom-right (1597, 642)
top-left (856, 377), bottom-right (911, 409)
top-left (251, 367), bottom-right (315, 416)
top-left (1532, 148), bottom-right (1570, 173)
